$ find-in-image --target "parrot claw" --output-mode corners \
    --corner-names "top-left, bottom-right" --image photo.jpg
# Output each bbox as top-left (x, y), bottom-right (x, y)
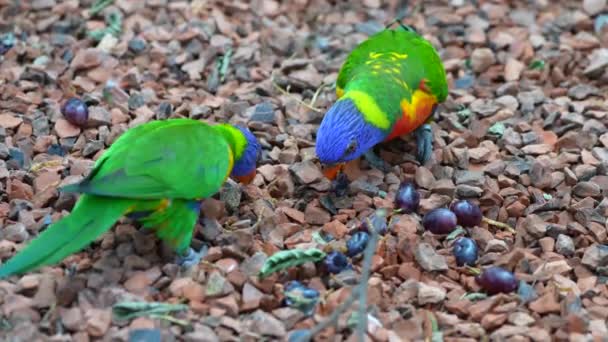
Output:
top-left (363, 150), bottom-right (392, 172)
top-left (176, 245), bottom-right (208, 268)
top-left (414, 123), bottom-right (433, 165)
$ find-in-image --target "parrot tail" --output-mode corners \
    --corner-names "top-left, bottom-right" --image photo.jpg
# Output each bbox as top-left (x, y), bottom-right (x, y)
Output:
top-left (0, 194), bottom-right (133, 279)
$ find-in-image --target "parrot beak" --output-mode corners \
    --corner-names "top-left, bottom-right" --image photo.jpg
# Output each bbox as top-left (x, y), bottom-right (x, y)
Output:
top-left (322, 163), bottom-right (345, 180)
top-left (234, 170), bottom-right (256, 184)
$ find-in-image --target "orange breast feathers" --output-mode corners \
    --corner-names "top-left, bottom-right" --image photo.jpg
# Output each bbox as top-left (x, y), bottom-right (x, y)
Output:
top-left (385, 89), bottom-right (437, 142)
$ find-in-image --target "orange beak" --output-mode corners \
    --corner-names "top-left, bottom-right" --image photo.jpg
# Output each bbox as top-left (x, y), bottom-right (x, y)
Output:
top-left (234, 170), bottom-right (256, 184)
top-left (322, 163), bottom-right (345, 180)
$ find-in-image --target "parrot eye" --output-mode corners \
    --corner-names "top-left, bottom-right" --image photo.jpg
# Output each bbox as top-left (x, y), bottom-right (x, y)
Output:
top-left (344, 140), bottom-right (358, 156)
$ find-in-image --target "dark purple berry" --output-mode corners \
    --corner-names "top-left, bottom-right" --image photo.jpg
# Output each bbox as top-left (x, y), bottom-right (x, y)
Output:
top-left (323, 251), bottom-right (349, 274)
top-left (475, 266), bottom-right (518, 295)
top-left (422, 208), bottom-right (457, 234)
top-left (361, 208), bottom-right (389, 235)
top-left (395, 181), bottom-right (420, 213)
top-left (61, 97), bottom-right (89, 127)
top-left (453, 237), bottom-right (478, 266)
top-left (346, 231), bottom-right (370, 257)
top-left (450, 200), bottom-right (483, 227)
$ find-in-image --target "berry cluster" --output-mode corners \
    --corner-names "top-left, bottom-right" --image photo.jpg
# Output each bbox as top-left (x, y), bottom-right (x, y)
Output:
top-left (281, 180), bottom-right (519, 314)
top-left (395, 181), bottom-right (517, 295)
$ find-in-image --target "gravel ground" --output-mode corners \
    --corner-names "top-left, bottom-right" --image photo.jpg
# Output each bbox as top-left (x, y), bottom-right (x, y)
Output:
top-left (1, 0), bottom-right (608, 341)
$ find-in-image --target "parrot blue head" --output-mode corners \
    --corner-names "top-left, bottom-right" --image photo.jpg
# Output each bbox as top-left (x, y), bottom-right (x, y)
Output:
top-left (231, 125), bottom-right (261, 184)
top-left (315, 99), bottom-right (386, 178)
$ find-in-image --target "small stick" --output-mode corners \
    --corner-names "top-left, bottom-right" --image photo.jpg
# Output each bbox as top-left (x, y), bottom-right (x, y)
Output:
top-left (303, 287), bottom-right (360, 340)
top-left (149, 314), bottom-right (189, 326)
top-left (355, 217), bottom-right (380, 341)
top-left (29, 159), bottom-right (63, 173)
top-left (482, 217), bottom-right (516, 234)
top-left (270, 74), bottom-right (323, 113)
top-left (309, 82), bottom-right (327, 108)
top-left (293, 216), bottom-right (381, 342)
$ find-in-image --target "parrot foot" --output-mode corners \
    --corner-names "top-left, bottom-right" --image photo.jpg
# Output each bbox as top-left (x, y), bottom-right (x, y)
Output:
top-left (176, 245), bottom-right (208, 268)
top-left (332, 172), bottom-right (350, 197)
top-left (414, 123), bottom-right (433, 165)
top-left (363, 150), bottom-right (392, 172)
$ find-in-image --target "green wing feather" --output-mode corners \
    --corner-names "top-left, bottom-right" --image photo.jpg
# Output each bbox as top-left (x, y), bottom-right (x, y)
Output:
top-left (62, 119), bottom-right (232, 200)
top-left (336, 29), bottom-right (448, 125)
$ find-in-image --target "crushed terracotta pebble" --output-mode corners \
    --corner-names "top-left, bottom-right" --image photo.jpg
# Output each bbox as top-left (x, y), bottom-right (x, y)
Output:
top-left (0, 0), bottom-right (607, 341)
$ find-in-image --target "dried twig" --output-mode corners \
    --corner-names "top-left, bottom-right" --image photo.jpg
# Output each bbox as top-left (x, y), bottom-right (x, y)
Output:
top-left (270, 73), bottom-right (324, 113)
top-left (303, 287), bottom-right (360, 340)
top-left (309, 82), bottom-right (328, 108)
top-left (355, 217), bottom-right (380, 341)
top-left (293, 214), bottom-right (381, 342)
top-left (29, 159), bottom-right (63, 173)
top-left (482, 217), bottom-right (516, 234)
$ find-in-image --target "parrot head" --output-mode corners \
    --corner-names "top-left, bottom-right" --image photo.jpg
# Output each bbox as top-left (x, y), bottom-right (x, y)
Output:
top-left (315, 98), bottom-right (386, 179)
top-left (229, 125), bottom-right (261, 184)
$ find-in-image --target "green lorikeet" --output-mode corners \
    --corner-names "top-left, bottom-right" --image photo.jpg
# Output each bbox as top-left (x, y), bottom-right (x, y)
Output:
top-left (315, 25), bottom-right (448, 179)
top-left (0, 118), bottom-right (260, 278)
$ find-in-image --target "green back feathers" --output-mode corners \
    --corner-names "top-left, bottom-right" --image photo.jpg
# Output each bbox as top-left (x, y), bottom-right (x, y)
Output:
top-left (336, 28), bottom-right (448, 122)
top-left (64, 119), bottom-right (234, 200)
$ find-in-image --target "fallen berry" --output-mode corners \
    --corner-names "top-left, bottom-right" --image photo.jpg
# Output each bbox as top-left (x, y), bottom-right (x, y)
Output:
top-left (422, 208), bottom-right (457, 234)
top-left (395, 181), bottom-right (420, 213)
top-left (323, 251), bottom-right (350, 274)
top-left (450, 200), bottom-right (483, 227)
top-left (475, 266), bottom-right (518, 295)
top-left (346, 231), bottom-right (370, 257)
top-left (453, 237), bottom-right (478, 266)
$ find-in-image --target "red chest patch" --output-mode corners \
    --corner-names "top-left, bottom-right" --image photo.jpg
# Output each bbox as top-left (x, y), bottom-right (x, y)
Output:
top-left (385, 115), bottom-right (414, 141)
top-left (384, 97), bottom-right (436, 142)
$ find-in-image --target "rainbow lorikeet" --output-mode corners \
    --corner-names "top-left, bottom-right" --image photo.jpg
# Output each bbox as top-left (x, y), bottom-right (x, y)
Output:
top-left (315, 25), bottom-right (448, 179)
top-left (0, 118), bottom-right (260, 278)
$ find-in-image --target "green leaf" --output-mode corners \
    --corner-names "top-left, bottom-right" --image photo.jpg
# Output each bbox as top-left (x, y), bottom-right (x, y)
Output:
top-left (427, 311), bottom-right (443, 342)
top-left (460, 292), bottom-right (488, 301)
top-left (312, 231), bottom-right (328, 245)
top-left (346, 311), bottom-right (361, 330)
top-left (488, 122), bottom-right (506, 137)
top-left (0, 317), bottom-right (12, 330)
top-left (464, 58), bottom-right (472, 70)
top-left (219, 47), bottom-right (233, 83)
top-left (258, 248), bottom-right (327, 278)
top-left (112, 301), bottom-right (188, 321)
top-left (87, 11), bottom-right (122, 42)
top-left (457, 108), bottom-right (472, 121)
top-left (528, 59), bottom-right (545, 70)
top-left (445, 227), bottom-right (466, 242)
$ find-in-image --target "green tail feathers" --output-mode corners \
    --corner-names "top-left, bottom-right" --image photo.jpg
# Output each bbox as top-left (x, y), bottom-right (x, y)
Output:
top-left (0, 195), bottom-right (133, 279)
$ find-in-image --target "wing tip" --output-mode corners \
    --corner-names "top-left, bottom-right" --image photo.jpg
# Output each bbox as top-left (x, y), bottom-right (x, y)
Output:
top-left (59, 182), bottom-right (81, 193)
